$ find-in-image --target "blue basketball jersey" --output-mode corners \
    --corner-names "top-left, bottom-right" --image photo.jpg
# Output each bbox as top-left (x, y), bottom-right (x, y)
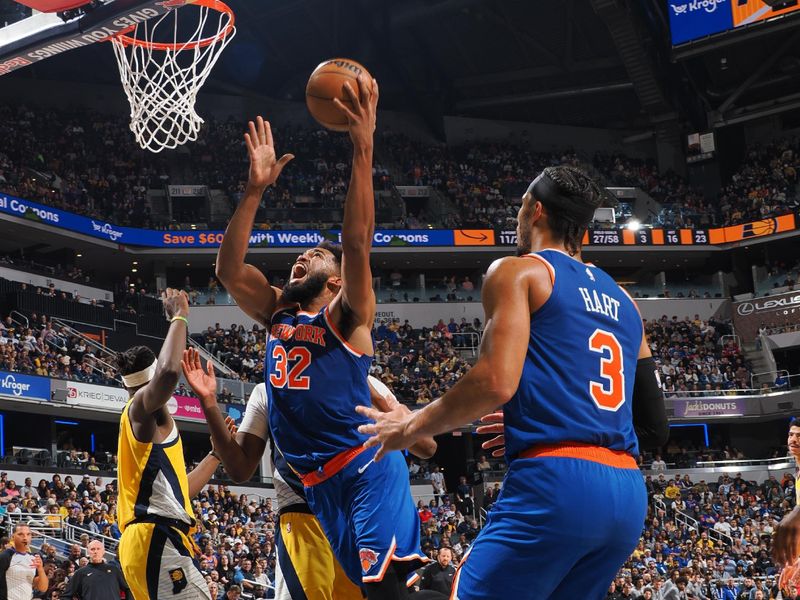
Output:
top-left (265, 306), bottom-right (372, 474)
top-left (503, 249), bottom-right (643, 460)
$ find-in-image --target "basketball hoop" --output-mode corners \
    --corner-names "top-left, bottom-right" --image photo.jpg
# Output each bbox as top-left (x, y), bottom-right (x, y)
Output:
top-left (109, 0), bottom-right (236, 153)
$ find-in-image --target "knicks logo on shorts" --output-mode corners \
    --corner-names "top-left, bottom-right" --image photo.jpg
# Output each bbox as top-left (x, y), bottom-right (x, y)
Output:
top-left (169, 568), bottom-right (188, 594)
top-left (359, 548), bottom-right (380, 573)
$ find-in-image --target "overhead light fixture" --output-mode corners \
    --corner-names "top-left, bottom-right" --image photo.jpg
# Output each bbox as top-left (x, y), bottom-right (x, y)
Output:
top-left (76, 254), bottom-right (82, 258)
top-left (133, 261), bottom-right (138, 265)
top-left (626, 219), bottom-right (641, 232)
top-left (131, 269), bottom-right (138, 273)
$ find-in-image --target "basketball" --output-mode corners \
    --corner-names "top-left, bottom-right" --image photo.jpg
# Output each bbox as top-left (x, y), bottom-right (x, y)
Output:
top-left (306, 58), bottom-right (373, 132)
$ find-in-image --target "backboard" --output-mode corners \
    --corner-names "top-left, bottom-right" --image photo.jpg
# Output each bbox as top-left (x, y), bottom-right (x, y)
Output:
top-left (0, 0), bottom-right (185, 76)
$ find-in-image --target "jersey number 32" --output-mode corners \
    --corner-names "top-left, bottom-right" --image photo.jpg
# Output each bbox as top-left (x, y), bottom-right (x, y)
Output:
top-left (270, 346), bottom-right (311, 390)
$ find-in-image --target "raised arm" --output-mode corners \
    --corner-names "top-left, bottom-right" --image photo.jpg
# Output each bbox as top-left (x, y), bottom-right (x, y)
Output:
top-left (31, 555), bottom-right (47, 593)
top-left (129, 289), bottom-right (189, 428)
top-left (216, 116), bottom-right (293, 326)
top-left (357, 257), bottom-right (545, 459)
top-left (182, 349), bottom-right (267, 484)
top-left (328, 75), bottom-right (379, 349)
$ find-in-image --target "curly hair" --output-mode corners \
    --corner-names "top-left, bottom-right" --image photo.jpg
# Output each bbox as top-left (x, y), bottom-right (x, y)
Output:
top-left (114, 346), bottom-right (156, 378)
top-left (540, 165), bottom-right (606, 256)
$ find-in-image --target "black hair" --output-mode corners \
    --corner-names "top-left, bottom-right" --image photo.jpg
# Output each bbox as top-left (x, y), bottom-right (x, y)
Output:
top-left (540, 165), bottom-right (606, 256)
top-left (115, 346), bottom-right (156, 378)
top-left (790, 417), bottom-right (800, 428)
top-left (316, 240), bottom-right (342, 267)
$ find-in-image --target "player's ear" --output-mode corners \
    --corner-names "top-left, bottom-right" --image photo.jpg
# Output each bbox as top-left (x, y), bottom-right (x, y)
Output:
top-left (531, 200), bottom-right (545, 224)
top-left (327, 275), bottom-right (342, 293)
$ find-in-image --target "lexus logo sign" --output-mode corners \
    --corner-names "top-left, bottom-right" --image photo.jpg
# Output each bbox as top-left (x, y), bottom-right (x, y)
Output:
top-left (737, 303), bottom-right (754, 316)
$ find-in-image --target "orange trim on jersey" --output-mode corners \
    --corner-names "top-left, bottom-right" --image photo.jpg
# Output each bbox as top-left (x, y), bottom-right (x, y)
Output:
top-left (519, 442), bottom-right (638, 469)
top-left (271, 307), bottom-right (294, 320)
top-left (362, 539), bottom-right (398, 583)
top-left (521, 254), bottom-right (555, 286)
top-left (323, 306), bottom-right (366, 357)
top-left (298, 445), bottom-right (368, 487)
top-left (449, 545), bottom-right (473, 600)
top-left (406, 572), bottom-right (421, 588)
top-left (392, 552), bottom-right (430, 563)
top-left (297, 310), bottom-right (320, 318)
top-left (617, 286), bottom-right (641, 315)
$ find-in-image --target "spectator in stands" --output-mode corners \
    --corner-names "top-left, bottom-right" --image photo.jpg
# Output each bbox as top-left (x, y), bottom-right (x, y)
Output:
top-left (430, 466), bottom-right (446, 503)
top-left (475, 455), bottom-right (491, 472)
top-left (455, 476), bottom-right (474, 518)
top-left (651, 455), bottom-right (667, 471)
top-left (60, 539), bottom-right (130, 600)
top-left (419, 546), bottom-right (456, 594)
top-left (226, 584), bottom-right (241, 599)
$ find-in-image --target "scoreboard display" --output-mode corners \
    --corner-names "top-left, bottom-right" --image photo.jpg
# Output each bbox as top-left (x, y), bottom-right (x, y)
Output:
top-left (493, 214), bottom-right (794, 248)
top-left (586, 228), bottom-right (708, 246)
top-left (668, 0), bottom-right (800, 45)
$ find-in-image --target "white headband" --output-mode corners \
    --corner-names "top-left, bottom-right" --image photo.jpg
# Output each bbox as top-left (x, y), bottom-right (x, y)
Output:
top-left (121, 360), bottom-right (158, 388)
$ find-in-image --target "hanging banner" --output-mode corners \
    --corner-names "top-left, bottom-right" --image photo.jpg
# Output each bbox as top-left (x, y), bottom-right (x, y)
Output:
top-left (673, 398), bottom-right (746, 418)
top-left (732, 290), bottom-right (800, 340)
top-left (168, 395), bottom-right (206, 422)
top-left (0, 371), bottom-right (50, 401)
top-left (66, 381), bottom-right (128, 409)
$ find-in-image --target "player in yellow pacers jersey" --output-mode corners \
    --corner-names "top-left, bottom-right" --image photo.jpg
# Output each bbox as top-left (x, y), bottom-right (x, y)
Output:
top-left (116, 289), bottom-right (223, 600)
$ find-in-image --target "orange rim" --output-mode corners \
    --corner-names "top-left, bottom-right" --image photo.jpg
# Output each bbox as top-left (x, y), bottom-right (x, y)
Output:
top-left (111, 0), bottom-right (235, 51)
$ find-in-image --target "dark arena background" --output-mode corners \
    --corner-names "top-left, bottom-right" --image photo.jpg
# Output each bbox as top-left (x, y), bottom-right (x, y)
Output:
top-left (0, 0), bottom-right (799, 598)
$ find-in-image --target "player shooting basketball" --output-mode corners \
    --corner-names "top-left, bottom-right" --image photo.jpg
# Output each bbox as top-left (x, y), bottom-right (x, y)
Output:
top-left (214, 74), bottom-right (430, 599)
top-left (358, 166), bottom-right (669, 599)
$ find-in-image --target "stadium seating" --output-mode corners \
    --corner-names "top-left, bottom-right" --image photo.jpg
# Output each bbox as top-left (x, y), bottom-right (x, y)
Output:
top-left (2, 105), bottom-right (798, 232)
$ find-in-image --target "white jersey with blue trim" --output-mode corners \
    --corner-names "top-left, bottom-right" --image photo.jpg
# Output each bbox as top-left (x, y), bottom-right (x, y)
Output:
top-left (238, 384), bottom-right (305, 510)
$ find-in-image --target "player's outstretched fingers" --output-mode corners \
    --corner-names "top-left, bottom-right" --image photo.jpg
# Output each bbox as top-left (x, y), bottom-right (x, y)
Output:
top-left (479, 411), bottom-right (504, 424)
top-left (480, 435), bottom-right (504, 450)
top-left (264, 119), bottom-right (274, 148)
top-left (355, 405), bottom-right (381, 421)
top-left (332, 97), bottom-right (357, 123)
top-left (357, 423), bottom-right (378, 436)
top-left (342, 80), bottom-right (363, 116)
top-left (180, 350), bottom-right (191, 375)
top-left (194, 348), bottom-right (204, 371)
top-left (475, 423), bottom-right (503, 436)
top-left (374, 444), bottom-right (388, 462)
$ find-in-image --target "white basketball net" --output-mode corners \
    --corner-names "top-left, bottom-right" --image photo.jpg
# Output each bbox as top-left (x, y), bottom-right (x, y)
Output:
top-left (110, 3), bottom-right (235, 153)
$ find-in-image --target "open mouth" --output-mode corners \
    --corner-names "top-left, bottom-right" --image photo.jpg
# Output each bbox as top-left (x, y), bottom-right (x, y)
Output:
top-left (290, 263), bottom-right (308, 280)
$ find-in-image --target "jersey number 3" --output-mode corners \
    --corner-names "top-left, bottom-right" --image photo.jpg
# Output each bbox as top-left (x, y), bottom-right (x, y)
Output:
top-left (270, 346), bottom-right (311, 390)
top-left (588, 329), bottom-right (625, 411)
